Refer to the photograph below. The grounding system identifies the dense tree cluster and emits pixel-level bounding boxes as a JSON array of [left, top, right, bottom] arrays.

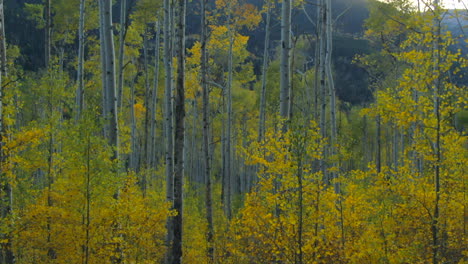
[[0, 0, 467, 263]]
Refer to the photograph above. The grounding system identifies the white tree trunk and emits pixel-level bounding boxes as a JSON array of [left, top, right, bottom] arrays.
[[100, 0, 119, 159], [325, 0, 338, 190]]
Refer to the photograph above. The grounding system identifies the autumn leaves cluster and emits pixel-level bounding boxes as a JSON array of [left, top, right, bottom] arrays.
[[0, 0, 467, 263]]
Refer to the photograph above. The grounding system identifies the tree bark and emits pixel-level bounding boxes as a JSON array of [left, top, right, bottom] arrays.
[[280, 0, 291, 122], [150, 20, 161, 169], [318, 0, 327, 182], [325, 0, 338, 190], [258, 2, 271, 142], [75, 0, 85, 120], [163, 0, 175, 261], [117, 0, 127, 110], [44, 0, 51, 68], [99, 1, 109, 139], [129, 74, 138, 172], [0, 0, 6, 75], [376, 115, 381, 173], [201, 0, 214, 245], [313, 5, 321, 123], [142, 30, 151, 195], [431, 1, 441, 263], [84, 133, 92, 264], [297, 155, 304, 264], [223, 1, 234, 219], [172, 0, 186, 263], [100, 0, 119, 159], [0, 1, 13, 262]]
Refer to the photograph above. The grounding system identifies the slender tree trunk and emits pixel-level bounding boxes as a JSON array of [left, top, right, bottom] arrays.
[[363, 114, 369, 168], [432, 1, 441, 262], [129, 74, 138, 172], [100, 3, 122, 262], [313, 15, 320, 123], [101, 0, 119, 159], [46, 88, 56, 261], [163, 0, 175, 261], [297, 155, 304, 264], [280, 0, 291, 122], [258, 2, 271, 142], [201, 0, 214, 252], [290, 36, 297, 120], [44, 0, 51, 68], [410, 88, 419, 174], [84, 133, 91, 264], [325, 0, 338, 190], [172, 0, 186, 263], [318, 0, 327, 182], [150, 20, 161, 169], [376, 115, 382, 173], [117, 0, 127, 109], [223, 1, 234, 219], [142, 30, 152, 195], [99, 1, 109, 139], [0, 0, 12, 261], [189, 99, 197, 183], [400, 128, 405, 167], [75, 0, 86, 120], [221, 99, 227, 211], [0, 0, 6, 75], [0, 1, 12, 261]]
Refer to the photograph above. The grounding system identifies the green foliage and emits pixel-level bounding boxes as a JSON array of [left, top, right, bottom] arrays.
[[23, 4, 45, 29], [2, 1, 467, 263]]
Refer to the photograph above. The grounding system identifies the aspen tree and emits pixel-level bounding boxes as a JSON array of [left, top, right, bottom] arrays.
[[318, 0, 328, 180], [280, 0, 291, 122], [129, 74, 138, 172], [313, 3, 321, 123], [431, 1, 441, 262], [142, 28, 150, 194], [117, 0, 127, 109], [99, 0, 119, 159], [259, 1, 272, 142], [150, 20, 161, 169], [225, 0, 234, 219], [201, 0, 214, 259], [213, 0, 260, 217], [0, 0, 12, 262], [325, 0, 338, 189], [163, 0, 175, 261], [75, 0, 85, 120], [0, 0, 5, 75], [44, 0, 51, 68], [99, 1, 109, 134], [172, 0, 186, 262]]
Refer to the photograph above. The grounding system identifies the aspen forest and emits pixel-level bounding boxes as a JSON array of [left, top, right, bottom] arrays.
[[0, 0, 467, 263]]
